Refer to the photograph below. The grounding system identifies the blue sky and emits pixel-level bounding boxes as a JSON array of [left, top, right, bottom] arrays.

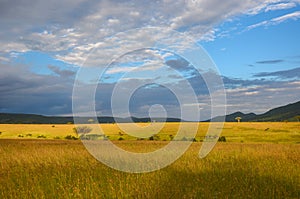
[[202, 9, 300, 79], [0, 0, 300, 120]]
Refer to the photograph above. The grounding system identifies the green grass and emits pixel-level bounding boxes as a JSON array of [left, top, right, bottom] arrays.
[[0, 139, 299, 198]]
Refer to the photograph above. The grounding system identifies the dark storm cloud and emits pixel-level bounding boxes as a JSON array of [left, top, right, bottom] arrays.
[[0, 0, 99, 41], [253, 67, 300, 79], [222, 76, 270, 88], [0, 0, 95, 25], [165, 58, 190, 70], [1, 61, 299, 119], [165, 58, 201, 78], [0, 63, 73, 115], [256, 59, 284, 64], [48, 65, 76, 78]]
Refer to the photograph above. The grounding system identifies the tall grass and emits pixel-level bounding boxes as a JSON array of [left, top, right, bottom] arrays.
[[0, 139, 299, 198], [0, 122, 299, 143]]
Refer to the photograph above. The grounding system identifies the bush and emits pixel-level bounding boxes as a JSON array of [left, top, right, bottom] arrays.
[[81, 134, 103, 140], [218, 136, 226, 142], [0, 132, 2, 135], [73, 126, 92, 135], [149, 135, 160, 141], [181, 137, 188, 141], [37, 135, 46, 139], [65, 135, 78, 140], [18, 134, 24, 138], [26, 134, 32, 137], [118, 137, 124, 141], [54, 136, 61, 139]]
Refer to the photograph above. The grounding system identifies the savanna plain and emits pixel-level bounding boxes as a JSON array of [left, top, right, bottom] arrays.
[[0, 122, 299, 198]]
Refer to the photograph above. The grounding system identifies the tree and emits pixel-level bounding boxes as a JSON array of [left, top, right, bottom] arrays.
[[88, 119, 95, 124], [235, 117, 242, 123], [74, 126, 92, 140]]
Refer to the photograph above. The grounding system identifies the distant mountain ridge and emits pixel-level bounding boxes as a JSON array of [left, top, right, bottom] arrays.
[[0, 113, 183, 124], [209, 101, 300, 122], [0, 101, 299, 123]]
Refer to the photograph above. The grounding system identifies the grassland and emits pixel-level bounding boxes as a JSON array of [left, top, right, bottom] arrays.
[[0, 122, 299, 143], [0, 122, 299, 198]]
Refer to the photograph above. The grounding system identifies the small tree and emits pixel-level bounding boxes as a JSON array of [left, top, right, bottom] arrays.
[[74, 126, 92, 140], [88, 119, 95, 124], [235, 117, 242, 123], [295, 115, 300, 122]]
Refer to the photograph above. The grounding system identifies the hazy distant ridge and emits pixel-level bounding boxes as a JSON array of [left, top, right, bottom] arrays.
[[0, 113, 182, 124], [209, 101, 300, 122], [0, 101, 299, 123]]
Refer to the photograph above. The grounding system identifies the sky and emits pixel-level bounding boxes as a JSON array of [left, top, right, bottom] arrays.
[[0, 0, 300, 120]]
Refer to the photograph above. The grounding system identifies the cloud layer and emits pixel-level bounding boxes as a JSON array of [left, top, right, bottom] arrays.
[[1, 0, 300, 119]]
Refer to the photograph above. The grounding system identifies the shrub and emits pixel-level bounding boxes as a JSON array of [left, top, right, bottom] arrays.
[[84, 134, 102, 140], [54, 136, 61, 139], [0, 132, 2, 135], [65, 135, 78, 140], [181, 137, 188, 141], [218, 136, 226, 142], [18, 134, 24, 138], [73, 126, 92, 135], [26, 134, 32, 137], [118, 137, 124, 141], [149, 135, 160, 141], [37, 135, 46, 139]]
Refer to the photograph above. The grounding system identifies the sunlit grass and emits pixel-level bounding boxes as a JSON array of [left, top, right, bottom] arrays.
[[0, 139, 299, 198], [0, 122, 299, 143]]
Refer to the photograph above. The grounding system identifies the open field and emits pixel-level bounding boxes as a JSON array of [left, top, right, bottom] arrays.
[[0, 139, 299, 198], [0, 122, 299, 143], [0, 123, 299, 198]]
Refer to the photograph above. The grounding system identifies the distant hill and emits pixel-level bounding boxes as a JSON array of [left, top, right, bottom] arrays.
[[1, 101, 299, 123], [0, 113, 182, 124], [209, 101, 300, 122]]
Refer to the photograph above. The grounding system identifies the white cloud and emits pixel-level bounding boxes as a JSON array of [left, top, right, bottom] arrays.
[[106, 66, 136, 74], [1, 0, 300, 118], [246, 0, 298, 16], [0, 0, 274, 65], [247, 11, 300, 30], [265, 2, 297, 12], [272, 11, 300, 23], [224, 80, 300, 114]]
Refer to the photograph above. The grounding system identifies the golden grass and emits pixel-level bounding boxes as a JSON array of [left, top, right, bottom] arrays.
[[0, 124, 76, 138], [0, 139, 299, 198], [0, 122, 299, 198], [0, 122, 299, 143]]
